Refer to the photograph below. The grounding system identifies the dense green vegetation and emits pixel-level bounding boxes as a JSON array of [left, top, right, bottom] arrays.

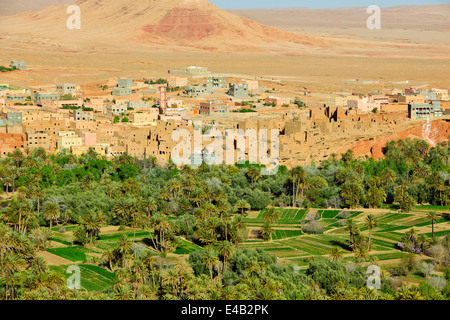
[[0, 66, 17, 72], [0, 138, 449, 300]]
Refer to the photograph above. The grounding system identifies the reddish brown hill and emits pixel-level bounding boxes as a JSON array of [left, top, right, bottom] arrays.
[[0, 0, 328, 52]]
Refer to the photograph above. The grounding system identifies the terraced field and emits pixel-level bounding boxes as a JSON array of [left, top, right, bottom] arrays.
[[50, 264, 116, 292], [242, 206, 450, 270], [35, 205, 449, 291]]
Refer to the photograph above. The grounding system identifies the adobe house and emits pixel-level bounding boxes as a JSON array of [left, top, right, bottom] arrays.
[[206, 76, 227, 89], [56, 83, 77, 95], [228, 83, 249, 98], [117, 78, 134, 88]]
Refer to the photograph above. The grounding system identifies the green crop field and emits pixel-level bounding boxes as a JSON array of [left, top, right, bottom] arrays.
[[30, 206, 450, 295], [50, 264, 115, 292], [241, 207, 449, 268], [272, 229, 303, 240], [174, 238, 202, 254], [47, 246, 90, 262]]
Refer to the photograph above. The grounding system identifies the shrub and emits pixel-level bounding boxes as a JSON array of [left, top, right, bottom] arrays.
[[428, 276, 448, 291], [302, 220, 324, 234], [338, 211, 351, 219], [337, 220, 346, 227], [421, 262, 435, 278], [306, 259, 365, 294], [444, 267, 450, 281], [74, 225, 89, 245]]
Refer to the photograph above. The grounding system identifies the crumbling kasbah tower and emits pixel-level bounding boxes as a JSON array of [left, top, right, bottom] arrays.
[[159, 85, 167, 115]]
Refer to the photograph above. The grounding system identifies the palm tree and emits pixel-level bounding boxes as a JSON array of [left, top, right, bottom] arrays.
[[246, 167, 261, 186], [345, 218, 358, 246], [260, 222, 273, 242], [2, 253, 26, 300], [162, 269, 180, 296], [201, 247, 219, 281], [9, 149, 24, 167], [290, 166, 308, 207], [216, 241, 234, 275], [82, 211, 106, 246], [407, 228, 418, 244], [31, 257, 48, 275], [365, 214, 379, 251], [153, 214, 172, 252], [427, 212, 439, 242], [330, 247, 344, 261], [340, 181, 363, 209], [114, 284, 134, 300], [0, 224, 12, 264], [379, 168, 396, 189], [417, 234, 429, 252], [354, 246, 369, 263], [262, 206, 280, 224], [20, 206, 34, 235], [395, 287, 425, 300], [366, 177, 386, 209], [234, 199, 251, 216], [102, 249, 116, 272], [117, 235, 132, 268], [112, 198, 134, 227], [43, 202, 60, 230]]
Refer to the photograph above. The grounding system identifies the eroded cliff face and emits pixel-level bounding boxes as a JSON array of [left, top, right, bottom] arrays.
[[342, 119, 450, 159]]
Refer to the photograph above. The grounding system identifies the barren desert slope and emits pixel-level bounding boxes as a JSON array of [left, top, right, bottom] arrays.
[[0, 0, 449, 90]]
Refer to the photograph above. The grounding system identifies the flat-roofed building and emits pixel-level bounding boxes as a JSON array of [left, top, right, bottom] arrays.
[[112, 88, 132, 96], [265, 96, 291, 107], [71, 145, 106, 156], [168, 76, 188, 87], [7, 112, 22, 125], [79, 131, 97, 146], [73, 109, 93, 122], [184, 86, 211, 97], [57, 131, 82, 151], [206, 76, 227, 89], [117, 78, 134, 88], [0, 133, 25, 157], [22, 111, 44, 123], [106, 104, 128, 115], [399, 94, 425, 105], [408, 101, 442, 119], [199, 102, 218, 115], [56, 83, 77, 95], [228, 83, 249, 98], [35, 93, 59, 106], [26, 130, 52, 150], [242, 79, 258, 91], [130, 111, 158, 124], [181, 66, 209, 76]]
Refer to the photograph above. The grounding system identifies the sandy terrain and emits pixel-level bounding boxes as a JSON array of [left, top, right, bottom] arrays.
[[0, 1, 448, 91], [37, 250, 73, 265]]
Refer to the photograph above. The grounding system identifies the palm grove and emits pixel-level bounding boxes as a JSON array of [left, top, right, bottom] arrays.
[[0, 137, 449, 300]]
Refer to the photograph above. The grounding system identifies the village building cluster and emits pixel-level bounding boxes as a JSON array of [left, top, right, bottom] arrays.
[[1, 63, 449, 166]]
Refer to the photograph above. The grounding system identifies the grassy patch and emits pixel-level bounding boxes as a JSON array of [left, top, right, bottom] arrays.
[[50, 264, 115, 292], [414, 205, 450, 211], [47, 246, 89, 262], [98, 230, 150, 241], [272, 229, 303, 240], [174, 239, 202, 255], [320, 210, 341, 219]]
